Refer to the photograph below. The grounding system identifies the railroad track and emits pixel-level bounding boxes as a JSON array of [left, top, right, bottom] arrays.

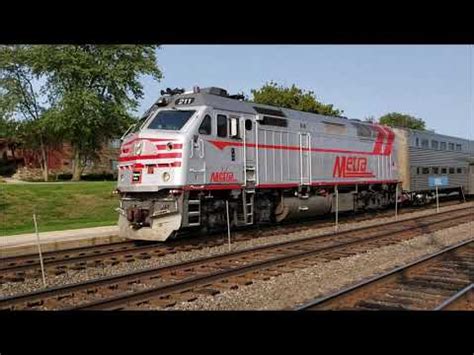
[[0, 206, 471, 310], [1, 199, 469, 285], [296, 240, 473, 311], [435, 284, 473, 310]]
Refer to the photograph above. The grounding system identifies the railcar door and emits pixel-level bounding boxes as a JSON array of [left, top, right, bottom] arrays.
[[205, 111, 244, 185], [299, 132, 311, 185], [243, 116, 257, 187]]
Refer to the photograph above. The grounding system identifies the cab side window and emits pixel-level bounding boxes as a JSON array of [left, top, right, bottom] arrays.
[[217, 114, 227, 138], [199, 114, 212, 135], [229, 117, 240, 139]]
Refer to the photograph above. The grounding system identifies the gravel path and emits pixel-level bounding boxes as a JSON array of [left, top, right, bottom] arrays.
[[1, 201, 472, 298], [166, 221, 473, 310]]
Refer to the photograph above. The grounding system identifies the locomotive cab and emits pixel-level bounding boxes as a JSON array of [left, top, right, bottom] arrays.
[[117, 91, 210, 240]]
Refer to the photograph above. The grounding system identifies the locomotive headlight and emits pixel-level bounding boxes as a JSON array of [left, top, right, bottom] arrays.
[[162, 172, 171, 182], [134, 142, 143, 155]]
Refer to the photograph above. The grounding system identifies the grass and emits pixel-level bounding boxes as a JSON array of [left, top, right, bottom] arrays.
[[0, 181, 119, 236]]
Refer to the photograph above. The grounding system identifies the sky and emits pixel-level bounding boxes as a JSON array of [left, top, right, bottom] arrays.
[[137, 45, 473, 140]]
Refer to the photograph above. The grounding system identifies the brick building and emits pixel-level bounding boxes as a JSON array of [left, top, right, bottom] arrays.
[[0, 138, 121, 180]]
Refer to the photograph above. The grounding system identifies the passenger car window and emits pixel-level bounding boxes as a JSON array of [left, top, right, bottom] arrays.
[[448, 143, 454, 150], [457, 168, 462, 174], [441, 168, 447, 174], [422, 167, 429, 174], [217, 114, 227, 138], [449, 167, 455, 174], [432, 167, 439, 174], [455, 144, 462, 151], [431, 140, 438, 150], [421, 139, 429, 148], [199, 115, 212, 135], [440, 142, 446, 150]]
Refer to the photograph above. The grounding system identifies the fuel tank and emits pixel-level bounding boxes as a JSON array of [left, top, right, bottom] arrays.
[[274, 192, 333, 222]]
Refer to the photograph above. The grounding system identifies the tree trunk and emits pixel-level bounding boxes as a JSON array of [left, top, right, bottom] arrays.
[[9, 144, 16, 159], [39, 136, 49, 182], [71, 148, 82, 181]]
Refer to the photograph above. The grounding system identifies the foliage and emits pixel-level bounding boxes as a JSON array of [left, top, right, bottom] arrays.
[[0, 46, 58, 180], [0, 115, 19, 139], [250, 81, 343, 117], [378, 112, 426, 130], [0, 45, 162, 180], [31, 45, 162, 179]]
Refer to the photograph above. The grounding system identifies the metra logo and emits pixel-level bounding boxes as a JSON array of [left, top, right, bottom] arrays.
[[332, 156, 375, 178], [210, 171, 237, 182]]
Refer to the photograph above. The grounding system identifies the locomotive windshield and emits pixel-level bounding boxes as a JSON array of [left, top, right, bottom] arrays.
[[146, 110, 196, 131]]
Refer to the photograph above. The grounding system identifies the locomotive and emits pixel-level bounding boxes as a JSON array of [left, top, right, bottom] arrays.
[[117, 86, 474, 241]]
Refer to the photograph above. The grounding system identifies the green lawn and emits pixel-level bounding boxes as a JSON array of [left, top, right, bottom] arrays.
[[0, 182, 119, 236]]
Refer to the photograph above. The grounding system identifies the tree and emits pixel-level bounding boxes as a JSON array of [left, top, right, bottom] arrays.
[[1, 45, 162, 181], [250, 81, 343, 117], [0, 45, 57, 181], [379, 112, 426, 130], [0, 115, 20, 162], [0, 115, 17, 139], [31, 45, 162, 180]]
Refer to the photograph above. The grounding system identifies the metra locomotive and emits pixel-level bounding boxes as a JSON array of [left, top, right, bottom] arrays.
[[117, 87, 474, 241]]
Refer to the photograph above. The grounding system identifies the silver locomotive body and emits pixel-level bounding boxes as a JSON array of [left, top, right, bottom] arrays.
[[117, 87, 473, 241]]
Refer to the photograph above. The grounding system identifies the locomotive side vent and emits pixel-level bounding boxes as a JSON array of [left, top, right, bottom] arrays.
[[259, 115, 288, 128], [253, 106, 286, 117]]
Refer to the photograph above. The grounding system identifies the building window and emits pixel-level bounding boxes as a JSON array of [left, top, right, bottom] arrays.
[[199, 115, 212, 135], [217, 114, 227, 138], [421, 139, 429, 148], [110, 160, 118, 171], [455, 144, 462, 151], [457, 167, 462, 174], [431, 140, 439, 150], [440, 142, 446, 150], [441, 168, 447, 174], [422, 167, 430, 174], [448, 143, 454, 150], [109, 139, 121, 149], [449, 167, 455, 174], [432, 167, 439, 174]]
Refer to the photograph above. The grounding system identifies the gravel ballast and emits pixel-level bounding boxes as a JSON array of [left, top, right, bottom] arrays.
[[1, 201, 472, 299], [166, 221, 473, 310]]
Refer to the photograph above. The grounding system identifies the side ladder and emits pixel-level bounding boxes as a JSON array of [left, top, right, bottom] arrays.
[[236, 189, 255, 226]]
